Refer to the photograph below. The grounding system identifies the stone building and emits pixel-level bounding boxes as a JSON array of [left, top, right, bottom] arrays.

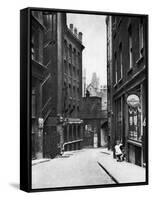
[[31, 11, 84, 159], [80, 91, 108, 148], [106, 15, 148, 166], [86, 84, 107, 110], [62, 22, 85, 152]]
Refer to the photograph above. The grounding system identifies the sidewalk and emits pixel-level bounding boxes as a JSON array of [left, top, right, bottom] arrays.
[[97, 148, 146, 184]]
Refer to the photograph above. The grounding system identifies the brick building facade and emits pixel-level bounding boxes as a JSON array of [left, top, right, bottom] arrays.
[[31, 11, 84, 159], [106, 15, 148, 166], [62, 22, 84, 152]]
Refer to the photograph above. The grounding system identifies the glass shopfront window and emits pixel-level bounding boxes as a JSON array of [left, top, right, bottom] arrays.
[[128, 103, 141, 142]]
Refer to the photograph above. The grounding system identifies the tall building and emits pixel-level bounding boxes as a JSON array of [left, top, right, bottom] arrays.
[[31, 11, 84, 159], [106, 15, 148, 166], [62, 22, 85, 152]]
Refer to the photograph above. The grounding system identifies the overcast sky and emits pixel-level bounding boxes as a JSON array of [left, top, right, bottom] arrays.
[[67, 13, 107, 86]]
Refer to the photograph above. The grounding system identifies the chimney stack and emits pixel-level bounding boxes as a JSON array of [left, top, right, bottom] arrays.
[[74, 28, 77, 36]]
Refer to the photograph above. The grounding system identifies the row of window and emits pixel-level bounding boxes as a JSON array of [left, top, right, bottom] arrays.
[[64, 82, 80, 98], [64, 40, 81, 66], [63, 102, 80, 118], [64, 60, 80, 77], [114, 19, 144, 85]]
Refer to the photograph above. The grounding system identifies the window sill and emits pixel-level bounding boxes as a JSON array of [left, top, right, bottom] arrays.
[[127, 139, 142, 147]]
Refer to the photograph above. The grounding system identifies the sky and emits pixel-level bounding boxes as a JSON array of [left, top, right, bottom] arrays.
[[67, 13, 107, 86]]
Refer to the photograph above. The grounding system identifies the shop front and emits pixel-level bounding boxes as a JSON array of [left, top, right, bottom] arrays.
[[126, 82, 146, 167]]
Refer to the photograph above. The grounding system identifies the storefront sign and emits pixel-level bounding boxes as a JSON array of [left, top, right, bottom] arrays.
[[127, 94, 140, 107]]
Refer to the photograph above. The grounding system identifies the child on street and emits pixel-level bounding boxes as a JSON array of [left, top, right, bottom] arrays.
[[114, 140, 123, 162]]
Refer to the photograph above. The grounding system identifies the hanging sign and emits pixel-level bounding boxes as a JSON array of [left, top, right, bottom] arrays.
[[127, 94, 140, 107]]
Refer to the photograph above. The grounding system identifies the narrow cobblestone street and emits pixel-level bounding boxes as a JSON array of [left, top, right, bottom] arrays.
[[32, 148, 115, 189]]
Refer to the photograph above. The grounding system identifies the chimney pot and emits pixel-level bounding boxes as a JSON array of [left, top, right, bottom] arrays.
[[78, 32, 83, 41], [74, 28, 77, 36], [69, 24, 73, 32]]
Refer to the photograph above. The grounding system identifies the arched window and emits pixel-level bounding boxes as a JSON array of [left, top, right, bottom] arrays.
[[77, 105, 79, 113], [69, 63, 72, 76], [64, 40, 67, 58], [64, 60, 67, 73], [73, 48, 76, 65], [69, 84, 71, 96], [69, 44, 72, 60], [73, 66, 76, 76], [77, 52, 81, 66]]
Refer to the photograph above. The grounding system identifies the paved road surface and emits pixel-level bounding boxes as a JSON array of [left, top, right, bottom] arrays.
[[32, 148, 115, 189]]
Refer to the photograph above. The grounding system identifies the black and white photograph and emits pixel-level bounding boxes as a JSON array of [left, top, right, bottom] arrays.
[[23, 8, 148, 191]]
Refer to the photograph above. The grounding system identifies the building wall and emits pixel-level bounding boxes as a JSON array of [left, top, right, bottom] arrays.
[[31, 11, 61, 159], [107, 15, 148, 166], [60, 21, 85, 151], [62, 25, 84, 119], [31, 12, 85, 158]]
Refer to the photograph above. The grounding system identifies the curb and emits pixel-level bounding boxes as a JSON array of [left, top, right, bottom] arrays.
[[32, 159, 51, 166], [97, 161, 119, 184]]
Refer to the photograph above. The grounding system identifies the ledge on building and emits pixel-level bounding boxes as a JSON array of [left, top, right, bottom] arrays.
[[136, 56, 144, 66], [127, 67, 133, 75], [127, 139, 142, 147]]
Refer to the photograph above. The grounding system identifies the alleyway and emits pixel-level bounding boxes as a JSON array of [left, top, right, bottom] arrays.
[[32, 148, 115, 189]]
